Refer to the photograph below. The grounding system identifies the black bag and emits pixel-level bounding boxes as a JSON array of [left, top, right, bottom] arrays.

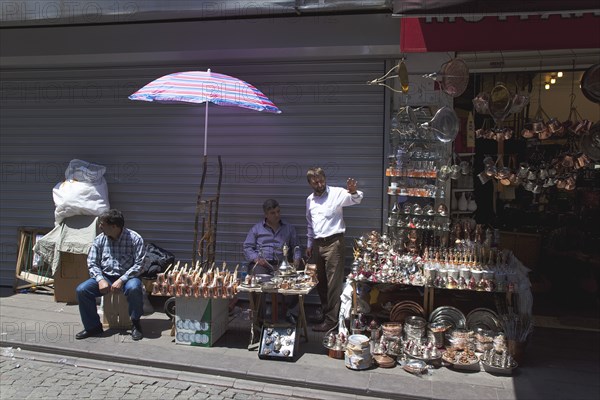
[[141, 243, 175, 279]]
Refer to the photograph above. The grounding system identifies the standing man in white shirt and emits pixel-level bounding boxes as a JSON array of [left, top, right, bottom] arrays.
[[305, 167, 363, 332]]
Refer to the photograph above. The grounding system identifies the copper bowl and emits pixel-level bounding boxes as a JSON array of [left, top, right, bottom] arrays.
[[547, 118, 565, 136], [562, 155, 575, 168], [328, 348, 344, 359], [521, 128, 535, 139], [538, 128, 552, 140], [532, 120, 547, 133], [381, 322, 403, 338]]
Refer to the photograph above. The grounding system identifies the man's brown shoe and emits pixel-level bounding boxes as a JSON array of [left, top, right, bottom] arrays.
[[312, 321, 336, 332]]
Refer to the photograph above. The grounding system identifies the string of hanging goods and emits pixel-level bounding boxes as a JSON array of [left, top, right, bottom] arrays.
[[367, 58, 410, 93], [422, 58, 470, 98]]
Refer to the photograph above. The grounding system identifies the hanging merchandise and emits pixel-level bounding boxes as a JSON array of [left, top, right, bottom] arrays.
[[421, 106, 460, 143], [581, 122, 600, 161], [489, 83, 513, 125], [367, 58, 410, 93], [422, 58, 470, 97], [473, 75, 529, 141], [580, 63, 600, 104]]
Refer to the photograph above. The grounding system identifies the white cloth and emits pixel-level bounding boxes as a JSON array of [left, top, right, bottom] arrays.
[[306, 185, 363, 248], [338, 282, 354, 336]]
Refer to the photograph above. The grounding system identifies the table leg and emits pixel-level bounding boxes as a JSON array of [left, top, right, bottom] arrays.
[[298, 294, 309, 342], [247, 292, 262, 350], [271, 293, 278, 322], [424, 286, 434, 316]]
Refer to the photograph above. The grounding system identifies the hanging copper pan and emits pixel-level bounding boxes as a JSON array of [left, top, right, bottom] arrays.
[[489, 83, 512, 124], [580, 64, 600, 104]]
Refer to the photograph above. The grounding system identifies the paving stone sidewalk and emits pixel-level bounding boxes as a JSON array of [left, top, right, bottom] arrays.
[[0, 348, 375, 400]]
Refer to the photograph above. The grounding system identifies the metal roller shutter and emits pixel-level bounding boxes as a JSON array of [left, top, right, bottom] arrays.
[[0, 59, 386, 286]]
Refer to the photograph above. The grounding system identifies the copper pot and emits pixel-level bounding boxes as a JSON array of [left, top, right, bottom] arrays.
[[576, 154, 591, 168], [500, 176, 512, 186], [538, 128, 552, 140], [565, 176, 576, 191], [574, 120, 588, 134], [521, 127, 535, 139], [532, 120, 547, 133], [472, 92, 490, 114], [547, 118, 564, 136], [496, 166, 511, 180], [510, 94, 529, 114], [562, 155, 574, 168]]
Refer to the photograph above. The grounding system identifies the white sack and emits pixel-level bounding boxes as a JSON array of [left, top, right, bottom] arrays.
[[53, 159, 110, 224]]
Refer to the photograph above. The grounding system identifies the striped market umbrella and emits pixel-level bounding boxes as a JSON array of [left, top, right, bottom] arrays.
[[129, 70, 281, 265], [129, 69, 281, 156]]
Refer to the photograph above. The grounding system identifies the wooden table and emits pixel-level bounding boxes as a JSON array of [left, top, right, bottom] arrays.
[[237, 285, 313, 350], [423, 285, 513, 315]]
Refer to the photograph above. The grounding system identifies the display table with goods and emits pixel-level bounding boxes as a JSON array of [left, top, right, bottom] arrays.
[[324, 97, 533, 373], [324, 228, 533, 375], [237, 263, 318, 356], [150, 261, 240, 346]]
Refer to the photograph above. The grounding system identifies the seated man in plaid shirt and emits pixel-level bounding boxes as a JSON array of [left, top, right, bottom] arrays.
[[75, 209, 146, 340]]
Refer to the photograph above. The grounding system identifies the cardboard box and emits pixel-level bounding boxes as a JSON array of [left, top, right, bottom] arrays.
[[53, 252, 89, 304], [175, 297, 228, 347], [258, 323, 298, 361]]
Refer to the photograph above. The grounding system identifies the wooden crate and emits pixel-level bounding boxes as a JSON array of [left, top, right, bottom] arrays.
[[102, 292, 132, 329]]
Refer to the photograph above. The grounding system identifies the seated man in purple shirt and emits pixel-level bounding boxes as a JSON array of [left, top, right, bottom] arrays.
[[243, 199, 302, 323], [75, 209, 146, 340]]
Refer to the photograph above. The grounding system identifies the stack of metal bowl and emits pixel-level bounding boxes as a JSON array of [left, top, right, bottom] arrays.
[[404, 316, 427, 342]]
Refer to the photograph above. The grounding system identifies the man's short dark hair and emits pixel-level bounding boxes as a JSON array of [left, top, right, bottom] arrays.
[[263, 199, 279, 213], [307, 167, 325, 183], [99, 209, 125, 228]]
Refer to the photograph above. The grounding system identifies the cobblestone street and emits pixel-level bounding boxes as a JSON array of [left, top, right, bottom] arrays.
[[0, 348, 364, 400]]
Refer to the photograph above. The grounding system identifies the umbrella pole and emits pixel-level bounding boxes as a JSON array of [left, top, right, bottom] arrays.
[[204, 101, 208, 157], [193, 154, 209, 265], [193, 102, 209, 264], [208, 155, 223, 264]]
